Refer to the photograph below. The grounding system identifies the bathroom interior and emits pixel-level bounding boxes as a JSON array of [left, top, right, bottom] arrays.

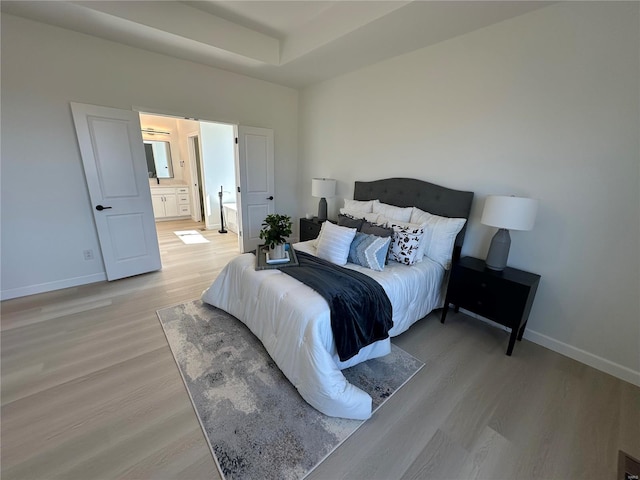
[[139, 112, 239, 237]]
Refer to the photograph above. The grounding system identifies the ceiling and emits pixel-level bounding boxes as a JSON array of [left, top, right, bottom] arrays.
[[1, 1, 552, 88]]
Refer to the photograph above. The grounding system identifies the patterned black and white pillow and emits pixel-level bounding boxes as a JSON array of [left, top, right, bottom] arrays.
[[388, 223, 425, 266]]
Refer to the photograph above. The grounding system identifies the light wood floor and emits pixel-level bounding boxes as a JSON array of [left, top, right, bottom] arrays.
[[1, 219, 638, 480]]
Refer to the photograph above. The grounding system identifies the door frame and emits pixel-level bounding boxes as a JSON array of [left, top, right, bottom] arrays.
[[187, 133, 205, 224]]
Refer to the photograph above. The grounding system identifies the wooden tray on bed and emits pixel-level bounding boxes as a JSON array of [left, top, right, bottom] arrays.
[[255, 244, 299, 270]]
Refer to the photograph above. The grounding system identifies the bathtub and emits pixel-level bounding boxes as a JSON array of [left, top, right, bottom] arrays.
[[223, 203, 238, 234]]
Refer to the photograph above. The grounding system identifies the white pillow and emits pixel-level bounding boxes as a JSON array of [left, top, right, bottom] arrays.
[[410, 207, 467, 269], [363, 212, 384, 224], [311, 220, 327, 248], [372, 200, 412, 223], [312, 214, 379, 248], [316, 221, 357, 265], [343, 199, 375, 213], [388, 223, 425, 266]]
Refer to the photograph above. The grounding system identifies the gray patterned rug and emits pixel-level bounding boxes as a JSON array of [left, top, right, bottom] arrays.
[[157, 300, 423, 480]]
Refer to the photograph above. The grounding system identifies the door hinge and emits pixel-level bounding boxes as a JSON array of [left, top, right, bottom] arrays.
[[235, 137, 238, 144], [237, 186, 241, 193]]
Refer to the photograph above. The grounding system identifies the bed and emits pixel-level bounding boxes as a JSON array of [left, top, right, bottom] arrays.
[[201, 178, 474, 419]]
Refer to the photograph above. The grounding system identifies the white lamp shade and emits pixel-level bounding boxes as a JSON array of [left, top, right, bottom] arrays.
[[311, 178, 336, 198], [481, 195, 538, 231]]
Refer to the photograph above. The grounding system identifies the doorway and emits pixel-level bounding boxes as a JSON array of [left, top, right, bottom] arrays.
[[137, 109, 275, 253], [138, 112, 238, 241]]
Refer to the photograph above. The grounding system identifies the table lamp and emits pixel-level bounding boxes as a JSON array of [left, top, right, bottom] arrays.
[[311, 178, 336, 222], [481, 195, 538, 271]]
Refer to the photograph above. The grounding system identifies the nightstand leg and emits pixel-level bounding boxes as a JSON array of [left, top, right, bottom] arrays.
[[517, 321, 528, 341], [506, 329, 518, 356], [441, 303, 449, 324]]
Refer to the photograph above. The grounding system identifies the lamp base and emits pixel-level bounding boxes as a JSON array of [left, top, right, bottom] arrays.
[[485, 228, 511, 271], [317, 197, 327, 222]]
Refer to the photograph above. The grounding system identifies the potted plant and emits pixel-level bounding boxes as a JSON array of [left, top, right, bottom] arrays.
[[259, 214, 293, 259]]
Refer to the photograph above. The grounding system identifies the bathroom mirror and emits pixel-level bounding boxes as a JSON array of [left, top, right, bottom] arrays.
[[144, 140, 174, 178]]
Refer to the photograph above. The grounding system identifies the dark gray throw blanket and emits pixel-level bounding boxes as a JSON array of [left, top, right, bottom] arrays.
[[279, 250, 393, 362]]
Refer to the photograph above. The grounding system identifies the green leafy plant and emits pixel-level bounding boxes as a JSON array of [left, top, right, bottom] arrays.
[[259, 214, 292, 249]]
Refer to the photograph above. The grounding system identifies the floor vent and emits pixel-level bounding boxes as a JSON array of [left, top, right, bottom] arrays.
[[619, 450, 640, 480]]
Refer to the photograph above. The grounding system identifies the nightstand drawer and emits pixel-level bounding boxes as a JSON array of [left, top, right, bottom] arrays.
[[300, 218, 323, 241], [454, 275, 529, 325], [452, 272, 500, 317], [452, 268, 530, 323]]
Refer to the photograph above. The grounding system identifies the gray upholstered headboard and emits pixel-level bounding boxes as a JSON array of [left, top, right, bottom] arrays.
[[353, 178, 474, 260]]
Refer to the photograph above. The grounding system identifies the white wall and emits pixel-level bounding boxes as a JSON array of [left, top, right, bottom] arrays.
[[0, 14, 298, 299], [199, 122, 236, 229], [299, 2, 640, 383]]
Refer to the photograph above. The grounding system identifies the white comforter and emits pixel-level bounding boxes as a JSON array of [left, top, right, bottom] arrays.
[[200, 241, 446, 419]]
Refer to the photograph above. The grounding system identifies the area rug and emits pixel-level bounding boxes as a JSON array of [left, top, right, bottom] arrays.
[[174, 230, 210, 244], [157, 300, 424, 480]]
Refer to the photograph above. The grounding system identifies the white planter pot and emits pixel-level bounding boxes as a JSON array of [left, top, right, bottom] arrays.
[[270, 243, 286, 260]]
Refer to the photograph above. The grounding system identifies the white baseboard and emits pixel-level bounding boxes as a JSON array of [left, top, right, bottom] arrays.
[[1, 273, 107, 301], [458, 308, 640, 387], [523, 329, 640, 387], [155, 216, 192, 222]]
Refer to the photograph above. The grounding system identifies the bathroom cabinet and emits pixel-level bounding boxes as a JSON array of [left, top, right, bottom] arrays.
[[151, 186, 190, 219]]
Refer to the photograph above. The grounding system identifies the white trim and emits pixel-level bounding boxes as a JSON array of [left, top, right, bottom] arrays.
[[523, 329, 640, 387], [1, 273, 108, 301], [131, 105, 238, 126], [154, 216, 192, 222], [458, 308, 640, 387]]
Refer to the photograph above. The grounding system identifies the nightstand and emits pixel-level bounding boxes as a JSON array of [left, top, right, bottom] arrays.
[[441, 256, 540, 356], [299, 217, 325, 242]]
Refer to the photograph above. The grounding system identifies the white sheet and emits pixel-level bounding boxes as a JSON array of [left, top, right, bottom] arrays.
[[201, 240, 446, 419]]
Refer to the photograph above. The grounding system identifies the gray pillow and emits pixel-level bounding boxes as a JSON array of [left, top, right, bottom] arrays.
[[360, 220, 393, 238], [338, 213, 365, 230]]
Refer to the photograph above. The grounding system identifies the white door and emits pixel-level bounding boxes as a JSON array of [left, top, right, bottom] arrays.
[[236, 126, 275, 253], [71, 102, 161, 281]]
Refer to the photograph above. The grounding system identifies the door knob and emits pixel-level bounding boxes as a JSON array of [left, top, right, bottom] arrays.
[[266, 196, 274, 200], [96, 205, 112, 211]]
